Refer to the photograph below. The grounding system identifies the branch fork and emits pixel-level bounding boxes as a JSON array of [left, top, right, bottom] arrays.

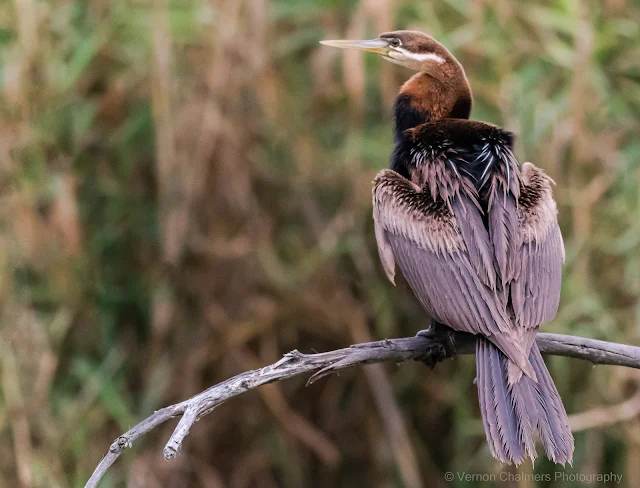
[[85, 331, 640, 488]]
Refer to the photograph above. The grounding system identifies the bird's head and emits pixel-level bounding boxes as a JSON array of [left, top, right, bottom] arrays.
[[320, 30, 463, 83], [322, 30, 472, 125]]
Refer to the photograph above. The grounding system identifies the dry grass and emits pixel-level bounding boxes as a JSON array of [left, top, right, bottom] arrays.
[[0, 0, 639, 486]]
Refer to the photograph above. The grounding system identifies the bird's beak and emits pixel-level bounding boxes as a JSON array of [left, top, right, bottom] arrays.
[[319, 38, 391, 55]]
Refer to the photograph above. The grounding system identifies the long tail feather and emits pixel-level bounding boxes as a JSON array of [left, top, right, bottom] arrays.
[[476, 338, 574, 465]]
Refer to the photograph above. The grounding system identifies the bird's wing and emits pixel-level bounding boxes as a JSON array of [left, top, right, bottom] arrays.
[[373, 169, 534, 377], [509, 163, 565, 330]]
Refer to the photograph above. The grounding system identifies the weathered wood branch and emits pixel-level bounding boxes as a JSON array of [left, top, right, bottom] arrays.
[[85, 332, 640, 488]]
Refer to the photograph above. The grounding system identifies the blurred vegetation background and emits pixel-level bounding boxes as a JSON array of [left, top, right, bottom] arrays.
[[1, 0, 639, 486]]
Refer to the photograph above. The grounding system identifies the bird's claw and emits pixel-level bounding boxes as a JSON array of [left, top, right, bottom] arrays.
[[416, 342, 448, 368], [415, 322, 456, 368]]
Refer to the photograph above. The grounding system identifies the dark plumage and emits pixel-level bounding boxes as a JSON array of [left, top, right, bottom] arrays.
[[393, 94, 430, 142], [322, 30, 573, 464]]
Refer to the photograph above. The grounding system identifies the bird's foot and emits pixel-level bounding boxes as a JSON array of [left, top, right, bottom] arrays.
[[415, 322, 456, 368], [415, 342, 448, 368]]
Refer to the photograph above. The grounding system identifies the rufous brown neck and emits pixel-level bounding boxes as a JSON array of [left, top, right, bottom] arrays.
[[393, 70, 472, 141]]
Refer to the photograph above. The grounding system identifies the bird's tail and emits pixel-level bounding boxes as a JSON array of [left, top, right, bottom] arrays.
[[475, 337, 574, 465]]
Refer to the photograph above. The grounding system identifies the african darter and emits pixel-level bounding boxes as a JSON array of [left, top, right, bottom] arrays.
[[321, 31, 573, 465]]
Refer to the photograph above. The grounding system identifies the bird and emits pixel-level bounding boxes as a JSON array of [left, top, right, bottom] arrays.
[[321, 31, 574, 465]]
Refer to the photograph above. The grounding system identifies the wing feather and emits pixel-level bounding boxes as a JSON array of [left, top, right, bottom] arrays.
[[451, 197, 497, 290], [373, 169, 534, 377], [488, 191, 519, 286], [511, 163, 564, 329]]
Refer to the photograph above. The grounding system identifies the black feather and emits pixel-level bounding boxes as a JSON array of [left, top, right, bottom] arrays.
[[393, 94, 430, 141]]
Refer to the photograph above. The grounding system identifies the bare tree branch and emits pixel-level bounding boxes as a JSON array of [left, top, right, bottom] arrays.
[[85, 332, 640, 488]]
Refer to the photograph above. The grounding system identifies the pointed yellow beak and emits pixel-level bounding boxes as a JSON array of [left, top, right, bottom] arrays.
[[319, 38, 391, 55]]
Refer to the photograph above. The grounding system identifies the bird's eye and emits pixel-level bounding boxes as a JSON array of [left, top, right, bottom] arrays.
[[390, 38, 401, 48]]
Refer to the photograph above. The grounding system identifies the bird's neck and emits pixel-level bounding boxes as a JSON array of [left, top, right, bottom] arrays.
[[393, 72, 472, 140]]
